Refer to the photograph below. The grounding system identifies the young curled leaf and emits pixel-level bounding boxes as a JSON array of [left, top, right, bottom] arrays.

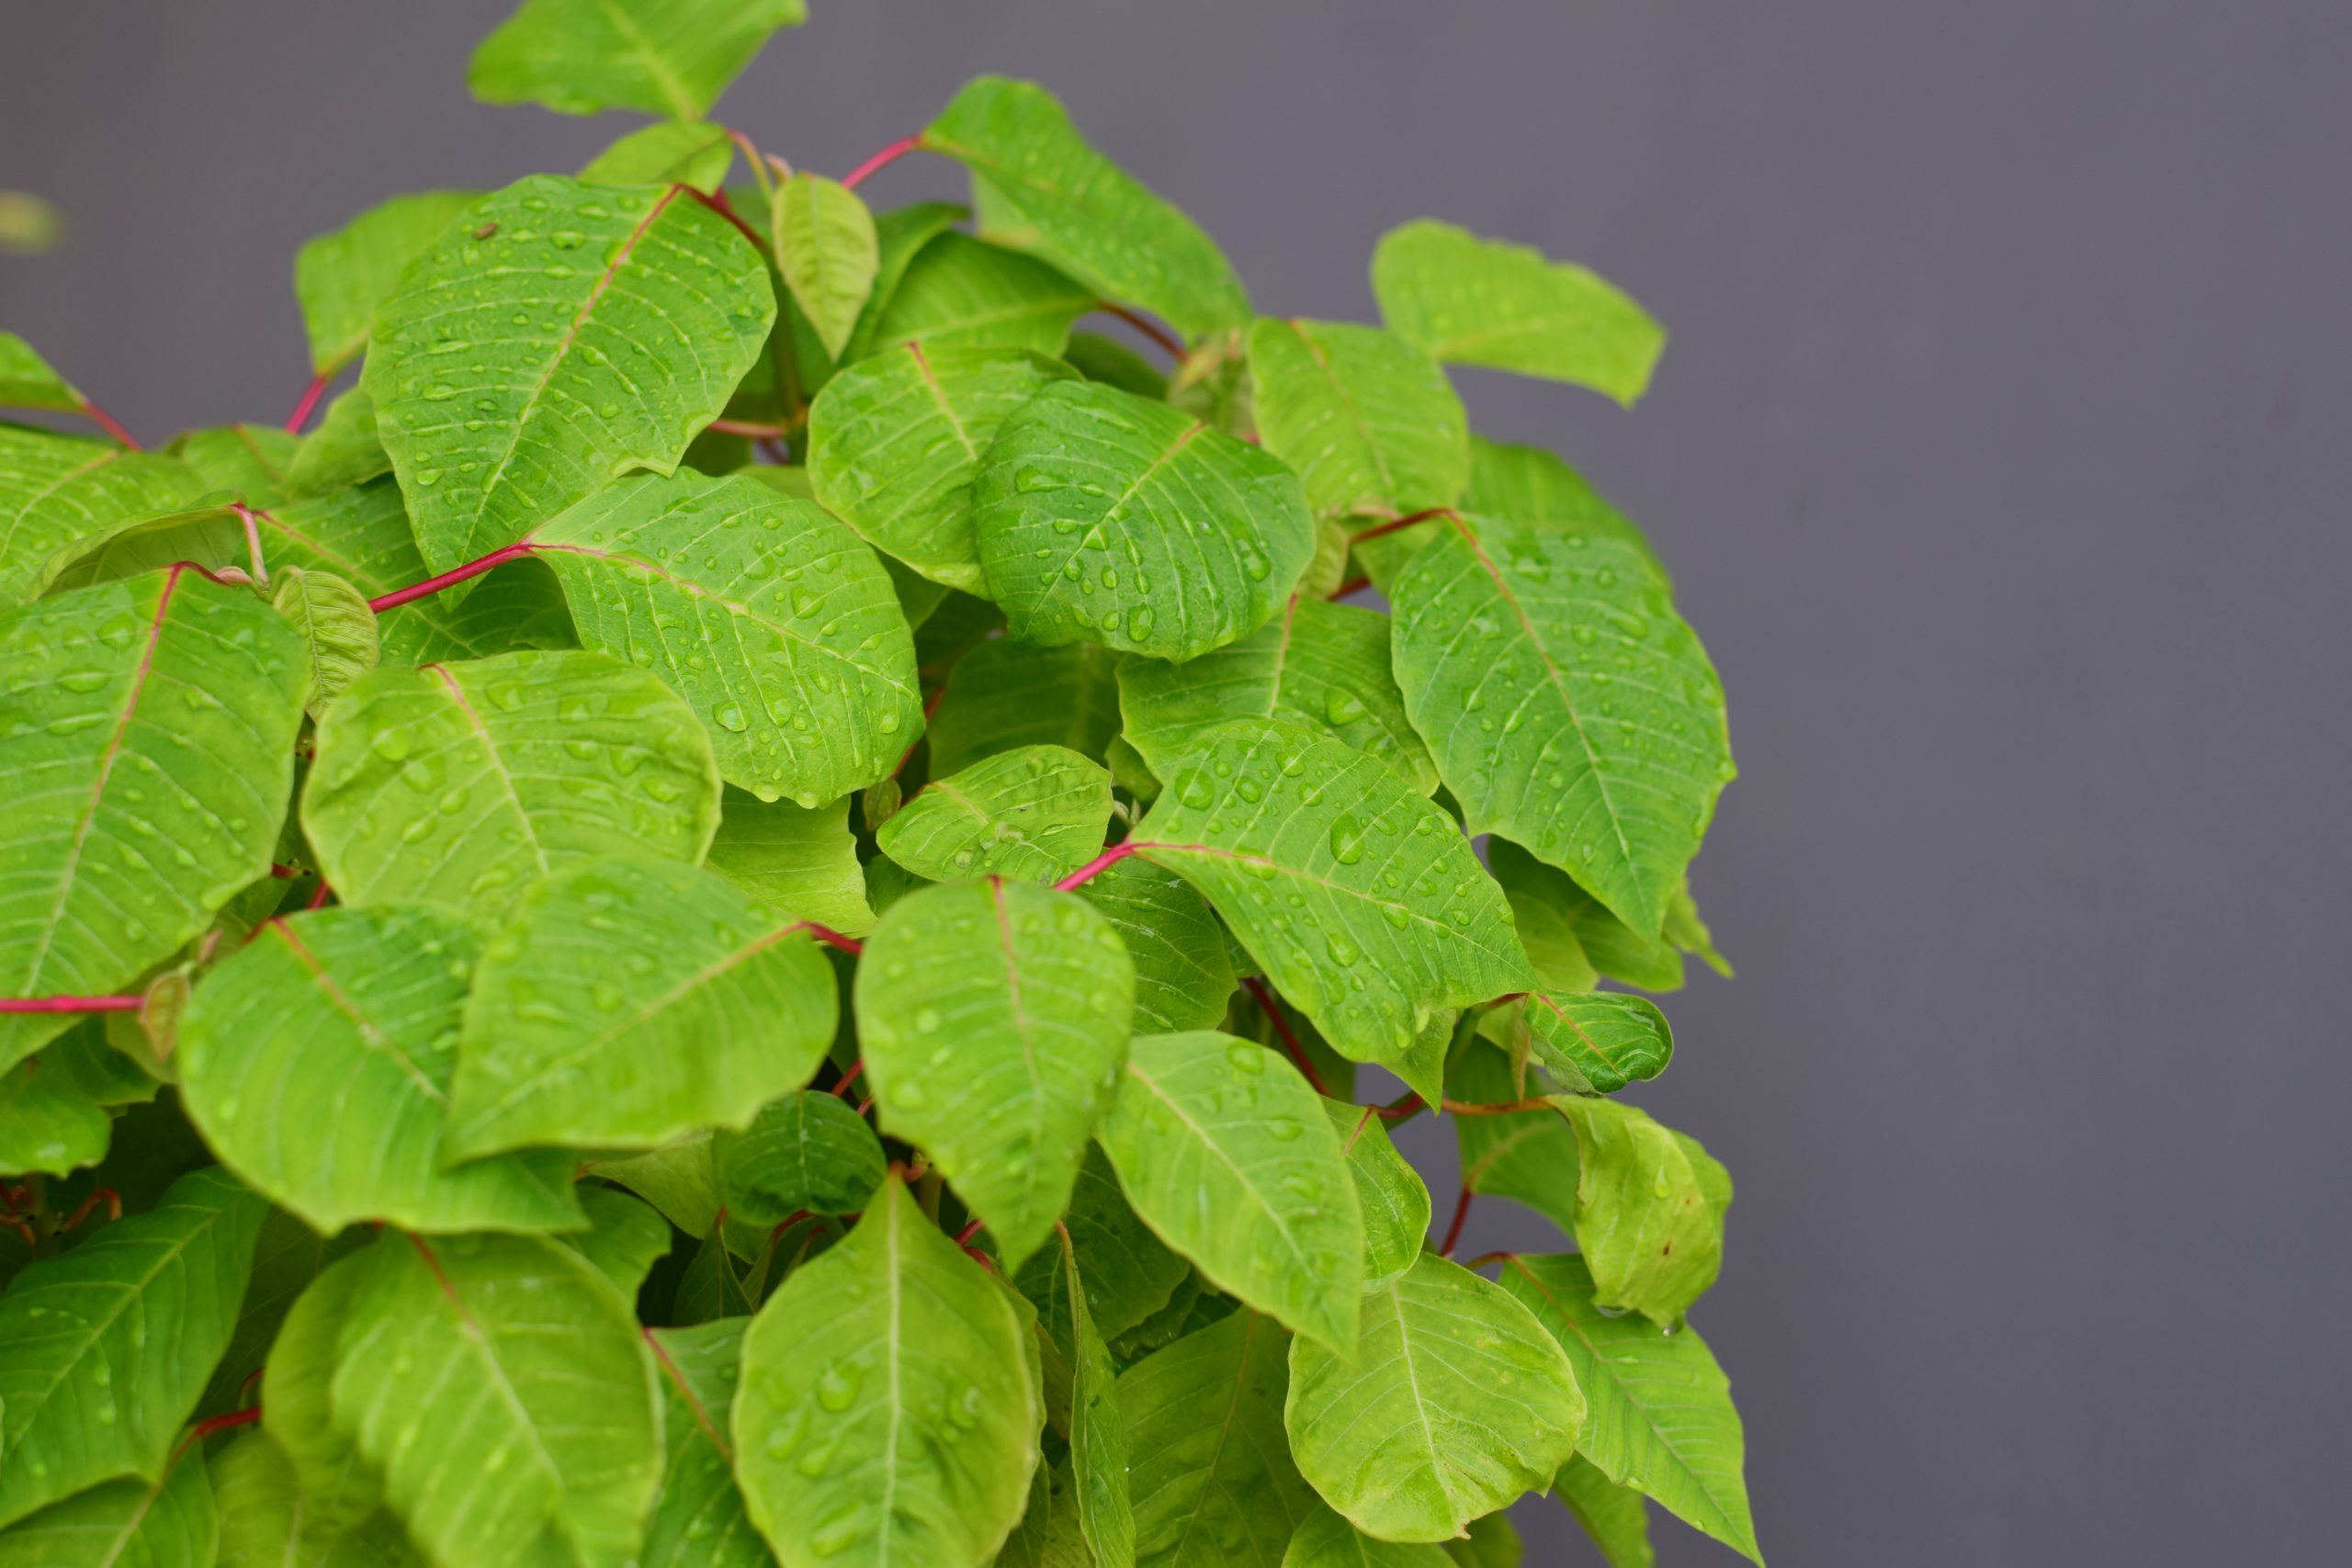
[[269, 565, 379, 718]]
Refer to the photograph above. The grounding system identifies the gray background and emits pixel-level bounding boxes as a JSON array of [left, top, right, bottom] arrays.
[[6, 2, 2346, 1561]]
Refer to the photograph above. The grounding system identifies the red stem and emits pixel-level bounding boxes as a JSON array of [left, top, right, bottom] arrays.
[[188, 1406, 263, 1440], [367, 541, 538, 612], [1349, 507, 1453, 546], [685, 185, 767, 252], [853, 1093, 875, 1118], [77, 397, 141, 449], [1239, 976, 1330, 1097], [841, 134, 924, 191], [707, 418, 796, 439], [1054, 840, 1148, 891], [892, 685, 949, 780], [0, 995, 141, 1014], [1437, 1186, 1474, 1258], [954, 1217, 985, 1247], [1327, 574, 1373, 601], [831, 1060, 865, 1099], [305, 879, 334, 912], [284, 372, 331, 434], [1099, 302, 1185, 360], [796, 922, 864, 956]]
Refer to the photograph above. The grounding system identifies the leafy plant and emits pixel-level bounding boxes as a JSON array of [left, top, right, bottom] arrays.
[[0, 6, 1758, 1565]]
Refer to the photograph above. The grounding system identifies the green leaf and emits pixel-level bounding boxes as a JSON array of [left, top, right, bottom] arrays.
[[0, 1449, 218, 1568], [1479, 990, 1673, 1096], [834, 203, 971, 365], [1451, 1040, 1578, 1234], [260, 1252, 388, 1543], [178, 906, 585, 1235], [1072, 856, 1237, 1033], [331, 1232, 662, 1568], [209, 1429, 419, 1568], [1062, 331, 1168, 400], [0, 570, 306, 1076], [771, 175, 878, 361], [808, 344, 1076, 593], [529, 469, 923, 807], [1318, 1100, 1428, 1290], [270, 566, 379, 718], [865, 233, 1093, 356], [293, 191, 481, 378], [570, 1184, 675, 1299], [1464, 435, 1664, 582], [302, 648, 721, 919], [1555, 1458, 1654, 1568], [1118, 1310, 1311, 1568], [879, 746, 1112, 885], [927, 637, 1121, 777], [198, 1205, 363, 1423], [1247, 319, 1469, 524], [1282, 1504, 1450, 1566], [1117, 596, 1436, 795], [1484, 838, 1680, 994], [1663, 879, 1733, 977], [1440, 1512, 1523, 1568], [923, 77, 1250, 338], [469, 0, 806, 117], [973, 381, 1315, 660], [734, 1175, 1040, 1567], [1387, 517, 1732, 935], [672, 1217, 755, 1326], [1096, 1032, 1361, 1354], [715, 1089, 886, 1225], [1012, 1145, 1187, 1346], [0, 1044, 116, 1178], [586, 1134, 722, 1238], [582, 119, 735, 193], [0, 427, 206, 608], [447, 856, 838, 1158], [641, 1319, 775, 1568], [284, 388, 390, 499], [1545, 1096, 1724, 1325], [1053, 1227, 1138, 1568], [0, 331, 82, 413], [1131, 719, 1532, 1065], [1498, 1255, 1758, 1562], [363, 177, 774, 576], [854, 878, 1133, 1269], [0, 1167, 265, 1529], [705, 788, 875, 936], [169, 424, 302, 507], [1371, 220, 1664, 405], [1284, 1251, 1582, 1543]]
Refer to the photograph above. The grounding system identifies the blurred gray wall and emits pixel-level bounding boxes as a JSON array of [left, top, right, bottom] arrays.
[[6, 2, 2348, 1561]]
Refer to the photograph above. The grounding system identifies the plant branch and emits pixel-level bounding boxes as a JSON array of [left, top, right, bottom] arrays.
[[77, 397, 140, 449], [284, 372, 332, 434], [840, 134, 924, 191], [0, 995, 143, 1014], [1437, 1186, 1474, 1257], [794, 922, 864, 956], [1054, 840, 1154, 891], [1348, 506, 1453, 547], [1098, 302, 1185, 360], [1238, 976, 1329, 1096], [367, 541, 538, 612], [684, 184, 767, 253]]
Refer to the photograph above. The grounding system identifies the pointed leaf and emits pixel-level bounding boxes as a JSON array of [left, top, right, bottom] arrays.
[[1555, 1458, 1654, 1568], [1117, 596, 1435, 794], [705, 788, 875, 935], [302, 648, 721, 919], [0, 331, 82, 413], [1498, 1255, 1758, 1562], [1546, 1097, 1724, 1325], [0, 428, 206, 607], [582, 119, 736, 193], [1118, 1310, 1311, 1568], [364, 177, 774, 575], [0, 1167, 265, 1528], [529, 469, 923, 807], [865, 233, 1092, 356], [0, 1450, 218, 1568], [923, 77, 1250, 337], [470, 0, 807, 117], [1248, 319, 1468, 523], [293, 191, 481, 379], [927, 637, 1121, 776], [1012, 1145, 1187, 1346], [734, 1176, 1040, 1568], [1096, 1032, 1361, 1353], [570, 1184, 675, 1299], [209, 1430, 418, 1568], [331, 1232, 662, 1568], [0, 570, 305, 1075], [641, 1319, 775, 1568], [1484, 838, 1679, 994], [808, 344, 1075, 593], [178, 906, 584, 1234], [715, 1089, 886, 1225], [447, 857, 838, 1158], [1319, 1100, 1429, 1290], [1073, 856, 1238, 1033], [975, 381, 1314, 659], [1132, 718, 1532, 1064], [270, 566, 379, 717], [1372, 221, 1663, 405], [771, 174, 877, 360], [1283, 1505, 1449, 1567], [855, 877, 1133, 1269], [879, 745, 1112, 885], [1480, 990, 1673, 1096], [1285, 1252, 1583, 1543], [1388, 516, 1731, 934]]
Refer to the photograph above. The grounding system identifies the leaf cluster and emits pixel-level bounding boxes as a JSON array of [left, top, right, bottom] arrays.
[[0, 6, 1757, 1565]]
